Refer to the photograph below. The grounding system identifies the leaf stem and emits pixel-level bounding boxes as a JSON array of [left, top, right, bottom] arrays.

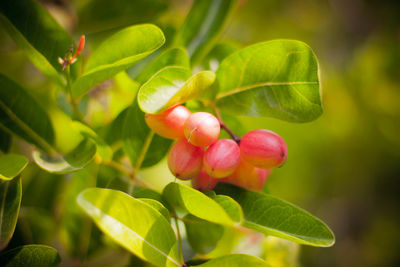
[[65, 65, 82, 120], [134, 131, 155, 174], [210, 103, 241, 143], [174, 215, 184, 265]]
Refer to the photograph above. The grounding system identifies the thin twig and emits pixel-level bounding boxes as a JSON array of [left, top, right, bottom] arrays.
[[210, 103, 241, 143]]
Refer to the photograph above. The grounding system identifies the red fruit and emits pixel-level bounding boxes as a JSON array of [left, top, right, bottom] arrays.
[[221, 158, 270, 192], [184, 112, 220, 147], [240, 129, 287, 169], [167, 139, 204, 180], [191, 169, 219, 190], [145, 105, 191, 139], [203, 139, 241, 178]]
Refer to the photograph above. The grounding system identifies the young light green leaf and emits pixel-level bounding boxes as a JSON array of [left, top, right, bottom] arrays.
[[204, 191, 243, 223], [0, 154, 28, 181], [0, 74, 55, 154], [162, 183, 233, 226], [174, 0, 238, 64], [32, 138, 96, 174], [0, 177, 21, 250], [138, 67, 215, 114], [77, 188, 181, 267], [215, 183, 335, 247], [216, 40, 322, 122], [0, 0, 79, 86], [0, 245, 61, 266], [136, 47, 190, 84], [72, 24, 165, 98], [196, 254, 270, 267], [184, 214, 224, 254]]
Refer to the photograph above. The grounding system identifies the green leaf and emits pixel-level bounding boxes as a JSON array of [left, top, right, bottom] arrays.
[[32, 138, 96, 174], [0, 176, 21, 250], [77, 188, 181, 267], [0, 154, 28, 181], [136, 47, 190, 84], [204, 191, 243, 223], [139, 198, 170, 222], [138, 67, 215, 114], [184, 214, 224, 254], [202, 42, 240, 71], [215, 184, 335, 247], [174, 0, 238, 64], [215, 40, 323, 122], [0, 129, 11, 153], [162, 183, 233, 226], [0, 0, 78, 86], [0, 74, 55, 153], [72, 24, 165, 98], [196, 254, 269, 267], [0, 245, 61, 266], [122, 96, 172, 168]]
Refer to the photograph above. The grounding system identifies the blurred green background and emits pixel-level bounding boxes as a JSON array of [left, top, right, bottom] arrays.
[[1, 0, 400, 266]]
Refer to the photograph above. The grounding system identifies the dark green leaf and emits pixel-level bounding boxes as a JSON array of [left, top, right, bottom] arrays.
[[196, 254, 269, 267], [184, 214, 224, 254], [202, 42, 240, 71], [0, 177, 21, 250], [0, 129, 11, 153], [138, 67, 215, 114], [162, 183, 233, 226], [0, 74, 55, 153], [174, 0, 238, 64], [72, 24, 165, 98], [136, 47, 190, 84], [0, 154, 28, 181], [0, 0, 78, 86], [215, 183, 335, 247], [122, 96, 172, 168], [77, 188, 182, 266], [0, 245, 61, 267], [32, 138, 96, 174], [216, 40, 322, 122]]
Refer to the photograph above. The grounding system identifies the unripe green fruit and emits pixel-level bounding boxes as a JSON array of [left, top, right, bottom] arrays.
[[145, 105, 191, 139], [184, 112, 220, 147], [240, 129, 287, 169], [203, 139, 241, 178], [221, 158, 270, 191], [167, 139, 204, 180], [191, 169, 218, 190]]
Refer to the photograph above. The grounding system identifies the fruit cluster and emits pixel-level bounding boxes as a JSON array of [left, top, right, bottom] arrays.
[[145, 105, 287, 192]]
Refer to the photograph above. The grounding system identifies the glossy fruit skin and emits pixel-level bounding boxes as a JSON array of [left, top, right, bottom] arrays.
[[184, 112, 220, 147], [145, 105, 191, 139], [191, 169, 219, 190], [203, 139, 241, 178], [167, 139, 204, 180], [221, 158, 270, 192], [240, 129, 287, 169]]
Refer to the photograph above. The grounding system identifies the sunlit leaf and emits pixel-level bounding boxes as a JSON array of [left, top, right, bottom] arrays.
[[0, 0, 79, 86], [0, 245, 61, 266], [139, 198, 170, 221], [0, 176, 21, 250], [138, 67, 215, 114], [72, 24, 165, 98], [0, 154, 28, 181], [204, 191, 243, 223], [162, 182, 233, 226], [174, 0, 238, 64], [196, 254, 270, 267], [216, 40, 322, 122], [77, 188, 182, 267], [136, 47, 190, 84], [215, 183, 335, 247], [33, 138, 96, 174]]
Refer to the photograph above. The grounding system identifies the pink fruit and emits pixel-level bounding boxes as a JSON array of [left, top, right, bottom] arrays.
[[240, 129, 287, 169], [167, 139, 204, 180], [184, 112, 220, 147], [221, 158, 270, 192], [203, 139, 241, 178], [191, 169, 219, 190], [145, 105, 191, 139]]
